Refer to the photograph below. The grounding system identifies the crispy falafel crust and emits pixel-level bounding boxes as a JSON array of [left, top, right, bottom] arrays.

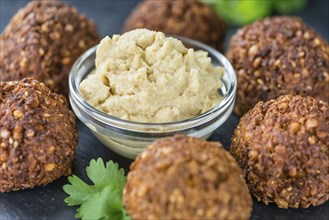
[[226, 16, 329, 116], [231, 95, 329, 208], [123, 135, 252, 220], [0, 0, 100, 97], [0, 77, 78, 192], [123, 0, 227, 52]]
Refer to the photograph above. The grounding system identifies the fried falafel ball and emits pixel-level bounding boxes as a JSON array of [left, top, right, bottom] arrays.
[[226, 16, 329, 116], [231, 95, 329, 208], [0, 0, 100, 97], [123, 135, 252, 220], [123, 0, 227, 52], [0, 77, 78, 192]]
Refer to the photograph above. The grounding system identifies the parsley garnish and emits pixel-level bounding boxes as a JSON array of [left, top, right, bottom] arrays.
[[63, 158, 131, 220]]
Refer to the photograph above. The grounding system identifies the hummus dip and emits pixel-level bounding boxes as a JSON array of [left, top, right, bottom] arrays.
[[79, 29, 224, 123]]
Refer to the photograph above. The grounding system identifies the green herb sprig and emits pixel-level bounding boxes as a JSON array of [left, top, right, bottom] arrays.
[[63, 158, 131, 220]]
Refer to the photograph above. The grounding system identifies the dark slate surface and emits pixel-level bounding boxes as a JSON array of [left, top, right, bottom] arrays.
[[0, 0, 328, 220]]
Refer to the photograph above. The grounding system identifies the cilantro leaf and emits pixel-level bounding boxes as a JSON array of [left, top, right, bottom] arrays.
[[63, 158, 129, 220], [86, 159, 126, 195], [63, 175, 96, 206], [77, 186, 131, 220]]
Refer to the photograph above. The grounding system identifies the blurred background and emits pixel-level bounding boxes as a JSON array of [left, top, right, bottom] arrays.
[[1, 0, 328, 50]]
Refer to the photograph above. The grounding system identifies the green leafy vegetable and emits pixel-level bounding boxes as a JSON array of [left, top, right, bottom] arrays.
[[63, 158, 130, 220], [77, 187, 130, 220], [204, 0, 307, 25]]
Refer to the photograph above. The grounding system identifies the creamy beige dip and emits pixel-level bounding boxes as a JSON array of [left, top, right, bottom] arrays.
[[79, 29, 224, 123]]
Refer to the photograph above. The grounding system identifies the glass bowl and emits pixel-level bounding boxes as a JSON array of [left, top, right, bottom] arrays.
[[69, 36, 237, 159]]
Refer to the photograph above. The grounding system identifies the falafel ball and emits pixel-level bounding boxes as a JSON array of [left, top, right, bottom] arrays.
[[226, 16, 329, 116], [123, 135, 252, 220], [0, 0, 100, 97], [231, 95, 329, 208], [0, 77, 78, 192], [123, 0, 227, 52]]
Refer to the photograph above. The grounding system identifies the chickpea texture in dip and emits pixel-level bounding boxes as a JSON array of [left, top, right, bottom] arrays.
[[79, 29, 224, 123]]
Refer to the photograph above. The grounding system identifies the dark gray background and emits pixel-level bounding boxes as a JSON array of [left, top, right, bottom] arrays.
[[0, 0, 328, 220]]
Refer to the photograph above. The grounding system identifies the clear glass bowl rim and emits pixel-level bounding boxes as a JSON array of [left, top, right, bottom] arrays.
[[69, 35, 237, 131]]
